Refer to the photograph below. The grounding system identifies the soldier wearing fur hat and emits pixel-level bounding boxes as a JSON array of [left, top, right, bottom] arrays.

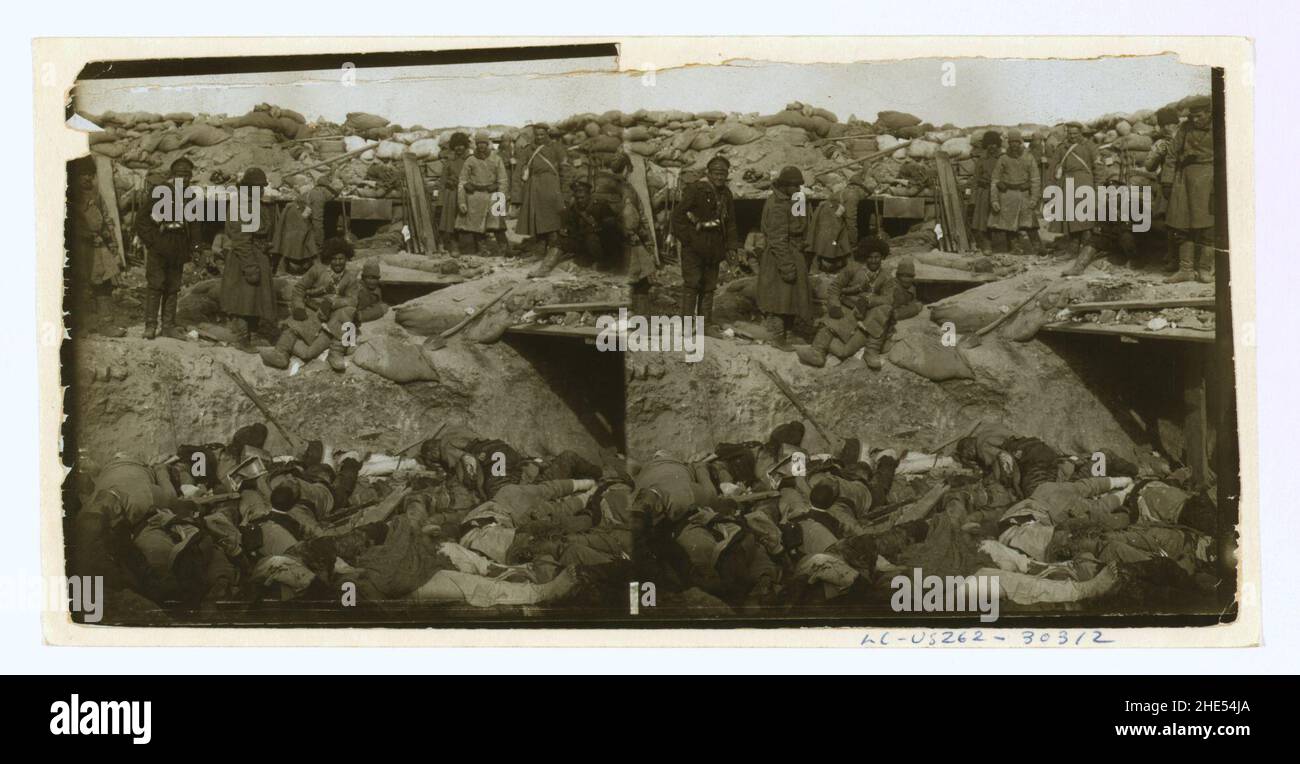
[[671, 155, 739, 334], [757, 165, 814, 350], [219, 167, 278, 352], [136, 157, 201, 340], [1164, 95, 1216, 283], [438, 132, 471, 253], [455, 130, 509, 255]]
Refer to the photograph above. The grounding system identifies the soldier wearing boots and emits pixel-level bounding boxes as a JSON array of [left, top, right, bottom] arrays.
[[857, 256, 921, 370], [672, 156, 739, 334], [1047, 122, 1098, 266], [69, 157, 125, 337], [261, 238, 360, 372], [1164, 95, 1216, 284], [1144, 106, 1182, 272], [989, 129, 1042, 256], [219, 167, 278, 352], [797, 239, 888, 368], [757, 166, 814, 350], [136, 157, 201, 340]]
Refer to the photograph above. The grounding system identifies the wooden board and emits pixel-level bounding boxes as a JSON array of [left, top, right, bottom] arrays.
[[401, 154, 438, 255], [93, 155, 126, 268], [932, 153, 971, 253], [532, 300, 628, 316], [1067, 297, 1215, 312], [1039, 321, 1214, 343], [505, 324, 602, 343], [627, 153, 660, 264]]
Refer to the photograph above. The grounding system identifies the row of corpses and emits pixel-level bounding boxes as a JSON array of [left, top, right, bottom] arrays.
[[66, 419, 1220, 622], [631, 420, 1221, 615], [67, 422, 633, 621]]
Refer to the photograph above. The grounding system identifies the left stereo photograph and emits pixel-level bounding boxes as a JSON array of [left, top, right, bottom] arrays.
[[59, 46, 635, 627]]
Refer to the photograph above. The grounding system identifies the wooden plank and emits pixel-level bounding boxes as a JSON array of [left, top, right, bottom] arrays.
[[626, 153, 659, 264], [505, 324, 602, 342], [1068, 297, 1215, 312], [1039, 321, 1215, 343], [92, 155, 126, 269], [401, 154, 437, 255], [532, 300, 629, 315]]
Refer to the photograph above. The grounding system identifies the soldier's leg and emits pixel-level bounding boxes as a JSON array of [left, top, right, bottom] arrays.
[[796, 326, 833, 367], [679, 247, 702, 318], [160, 256, 186, 339], [143, 249, 165, 339], [1193, 227, 1214, 283], [699, 254, 721, 328], [991, 230, 1009, 254]]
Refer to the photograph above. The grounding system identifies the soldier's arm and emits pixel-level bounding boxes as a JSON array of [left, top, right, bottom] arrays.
[[670, 184, 695, 248]]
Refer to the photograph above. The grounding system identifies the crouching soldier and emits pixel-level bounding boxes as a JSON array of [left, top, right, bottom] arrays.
[[136, 157, 201, 340], [260, 238, 359, 372], [798, 238, 888, 368]]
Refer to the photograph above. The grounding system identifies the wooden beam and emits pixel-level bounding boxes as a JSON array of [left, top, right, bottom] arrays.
[[1039, 321, 1215, 343], [531, 300, 629, 316], [1068, 297, 1215, 312]]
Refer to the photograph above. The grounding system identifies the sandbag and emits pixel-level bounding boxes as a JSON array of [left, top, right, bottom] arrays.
[[690, 131, 720, 151], [344, 112, 390, 132], [940, 136, 972, 159], [1119, 133, 1153, 151], [90, 142, 126, 158], [343, 135, 377, 160], [465, 306, 515, 344], [719, 123, 764, 145], [624, 125, 653, 142], [408, 138, 441, 159], [182, 123, 230, 147], [876, 134, 903, 151], [376, 140, 407, 160], [1001, 302, 1052, 342], [886, 334, 974, 381], [877, 110, 922, 130], [627, 141, 657, 157], [584, 134, 623, 153], [907, 140, 940, 159], [352, 335, 439, 383]]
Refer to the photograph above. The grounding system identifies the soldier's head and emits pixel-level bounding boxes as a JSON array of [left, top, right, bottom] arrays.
[[609, 152, 632, 177], [473, 130, 492, 159], [449, 132, 470, 158], [240, 167, 269, 190], [322, 237, 353, 273], [895, 256, 916, 289], [72, 156, 96, 192], [361, 260, 381, 291], [1187, 96, 1212, 129], [1065, 122, 1084, 143], [774, 165, 804, 197], [1156, 106, 1180, 137], [809, 481, 839, 511], [706, 156, 730, 188], [570, 179, 592, 207], [532, 123, 550, 143], [169, 157, 195, 184], [1006, 129, 1024, 157], [857, 235, 889, 272]]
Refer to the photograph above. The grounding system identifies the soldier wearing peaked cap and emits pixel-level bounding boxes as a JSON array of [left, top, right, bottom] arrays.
[[671, 155, 739, 335]]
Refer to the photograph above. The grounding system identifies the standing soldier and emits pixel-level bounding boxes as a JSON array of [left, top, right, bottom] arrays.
[[219, 167, 278, 352], [807, 169, 871, 274], [516, 123, 568, 263], [1046, 121, 1097, 261], [301, 176, 339, 263], [969, 131, 1002, 253], [671, 156, 738, 335], [70, 157, 125, 337], [136, 157, 201, 340], [456, 131, 509, 256], [1144, 106, 1183, 273], [757, 166, 814, 350], [438, 132, 470, 254], [1163, 96, 1216, 284], [603, 153, 657, 319], [989, 129, 1042, 256]]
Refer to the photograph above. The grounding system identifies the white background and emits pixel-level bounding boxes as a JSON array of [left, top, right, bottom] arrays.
[[3, 0, 1294, 675]]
